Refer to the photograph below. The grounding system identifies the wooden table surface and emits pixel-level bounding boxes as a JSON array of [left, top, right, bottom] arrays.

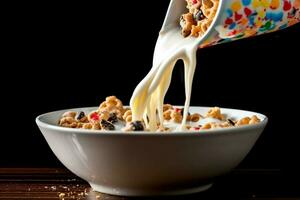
[[0, 168, 299, 200]]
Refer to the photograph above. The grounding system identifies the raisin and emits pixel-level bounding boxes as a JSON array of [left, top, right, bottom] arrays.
[[194, 10, 205, 21], [107, 113, 118, 123], [130, 121, 144, 131], [100, 119, 115, 130], [227, 119, 235, 126], [182, 29, 191, 37], [76, 111, 85, 120]]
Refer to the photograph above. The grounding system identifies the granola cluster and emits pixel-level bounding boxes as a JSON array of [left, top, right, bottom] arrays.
[[199, 111, 261, 130], [58, 96, 261, 132], [180, 0, 219, 37], [163, 104, 201, 123], [59, 96, 126, 131]]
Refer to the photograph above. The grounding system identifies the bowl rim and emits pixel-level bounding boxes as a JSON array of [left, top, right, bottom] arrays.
[[36, 106, 268, 136]]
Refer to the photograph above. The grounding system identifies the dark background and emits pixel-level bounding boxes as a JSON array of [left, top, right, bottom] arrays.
[[2, 2, 300, 176]]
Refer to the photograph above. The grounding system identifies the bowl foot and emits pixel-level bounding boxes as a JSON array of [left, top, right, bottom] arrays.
[[90, 182, 213, 196]]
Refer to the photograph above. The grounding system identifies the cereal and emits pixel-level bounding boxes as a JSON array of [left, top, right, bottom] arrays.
[[163, 104, 173, 112], [58, 96, 262, 132], [180, 0, 219, 37], [180, 13, 195, 37], [76, 122, 84, 128], [189, 113, 201, 122], [157, 126, 170, 132], [92, 122, 101, 130], [236, 117, 251, 126], [99, 110, 110, 121], [185, 125, 192, 130], [249, 115, 261, 124], [59, 117, 77, 128], [206, 107, 223, 120], [98, 96, 124, 118], [171, 110, 183, 123], [82, 123, 93, 129], [163, 109, 172, 120], [210, 122, 220, 129], [62, 111, 77, 118], [201, 123, 212, 130], [162, 107, 201, 123], [220, 121, 231, 128], [123, 110, 132, 122], [201, 122, 222, 129]]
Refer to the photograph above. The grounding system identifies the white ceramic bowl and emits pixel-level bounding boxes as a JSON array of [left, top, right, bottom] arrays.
[[36, 106, 267, 196]]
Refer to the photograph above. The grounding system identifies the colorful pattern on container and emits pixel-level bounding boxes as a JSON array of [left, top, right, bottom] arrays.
[[200, 0, 300, 47]]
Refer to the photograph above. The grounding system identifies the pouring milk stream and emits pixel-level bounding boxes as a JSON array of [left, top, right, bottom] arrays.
[[130, 27, 199, 131]]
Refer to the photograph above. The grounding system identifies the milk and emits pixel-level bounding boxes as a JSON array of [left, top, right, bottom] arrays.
[[130, 26, 198, 131]]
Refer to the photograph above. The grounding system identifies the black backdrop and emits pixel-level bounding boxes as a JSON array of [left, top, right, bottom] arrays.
[[2, 2, 300, 176]]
